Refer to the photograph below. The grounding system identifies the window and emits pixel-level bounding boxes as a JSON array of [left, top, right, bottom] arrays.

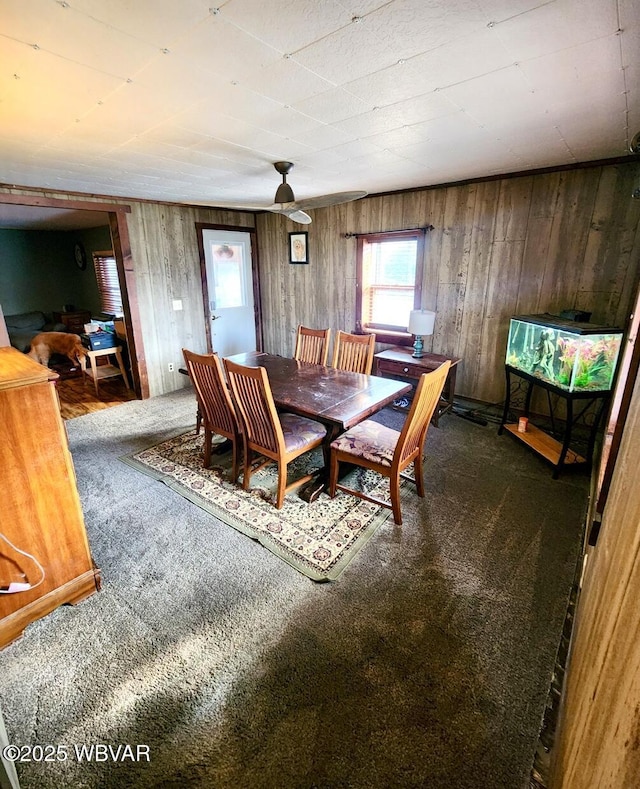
[[211, 242, 246, 309], [356, 229, 424, 341], [93, 251, 123, 315]]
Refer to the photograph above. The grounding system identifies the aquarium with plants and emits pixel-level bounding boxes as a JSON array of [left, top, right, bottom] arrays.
[[506, 314, 623, 393]]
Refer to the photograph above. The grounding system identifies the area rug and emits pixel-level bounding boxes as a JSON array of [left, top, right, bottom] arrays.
[[121, 430, 404, 581]]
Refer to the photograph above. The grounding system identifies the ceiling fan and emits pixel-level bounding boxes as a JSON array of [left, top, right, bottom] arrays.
[[265, 161, 367, 224]]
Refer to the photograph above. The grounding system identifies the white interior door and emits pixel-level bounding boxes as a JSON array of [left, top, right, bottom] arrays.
[[202, 229, 257, 357]]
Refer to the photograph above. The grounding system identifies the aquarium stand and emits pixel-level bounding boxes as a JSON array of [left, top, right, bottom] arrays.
[[498, 365, 611, 479]]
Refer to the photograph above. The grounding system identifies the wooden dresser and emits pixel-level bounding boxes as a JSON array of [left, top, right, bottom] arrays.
[[0, 347, 99, 649], [53, 309, 92, 334]]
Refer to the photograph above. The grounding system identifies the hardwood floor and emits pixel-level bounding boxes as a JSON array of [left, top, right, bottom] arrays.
[[55, 369, 137, 420]]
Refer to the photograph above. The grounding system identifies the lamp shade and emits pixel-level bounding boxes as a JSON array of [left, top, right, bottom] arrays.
[[408, 309, 436, 336]]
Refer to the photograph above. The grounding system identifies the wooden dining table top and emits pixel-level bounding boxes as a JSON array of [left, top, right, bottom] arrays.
[[224, 351, 412, 433]]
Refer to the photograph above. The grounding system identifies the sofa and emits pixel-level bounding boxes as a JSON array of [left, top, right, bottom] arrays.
[[5, 311, 67, 352]]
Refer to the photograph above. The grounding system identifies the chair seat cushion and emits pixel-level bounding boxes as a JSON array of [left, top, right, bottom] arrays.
[[280, 413, 327, 452], [330, 419, 400, 467]]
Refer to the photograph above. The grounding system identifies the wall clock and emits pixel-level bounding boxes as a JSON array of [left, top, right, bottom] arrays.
[[74, 242, 87, 270]]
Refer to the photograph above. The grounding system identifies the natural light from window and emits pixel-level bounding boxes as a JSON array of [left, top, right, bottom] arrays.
[[363, 237, 418, 327]]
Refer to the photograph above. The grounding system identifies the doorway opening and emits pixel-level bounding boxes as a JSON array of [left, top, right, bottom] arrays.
[[0, 194, 149, 399]]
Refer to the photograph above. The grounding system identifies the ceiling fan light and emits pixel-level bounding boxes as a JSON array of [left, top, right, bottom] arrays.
[[275, 182, 295, 203]]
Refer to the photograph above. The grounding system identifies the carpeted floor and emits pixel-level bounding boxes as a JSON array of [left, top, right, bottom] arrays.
[[0, 389, 588, 789]]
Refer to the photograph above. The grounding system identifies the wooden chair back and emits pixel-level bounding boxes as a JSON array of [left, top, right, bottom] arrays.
[[223, 359, 283, 460], [329, 360, 450, 524], [224, 358, 327, 508], [182, 349, 242, 479], [394, 361, 451, 470], [332, 331, 375, 375], [294, 325, 331, 365], [182, 350, 238, 436]]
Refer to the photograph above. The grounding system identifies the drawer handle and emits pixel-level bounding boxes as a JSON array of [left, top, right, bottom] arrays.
[[403, 367, 409, 373]]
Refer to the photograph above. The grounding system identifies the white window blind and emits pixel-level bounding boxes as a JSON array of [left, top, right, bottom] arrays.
[[93, 253, 123, 315]]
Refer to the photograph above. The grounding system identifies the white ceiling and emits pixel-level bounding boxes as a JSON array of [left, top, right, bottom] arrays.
[[1, 0, 639, 213]]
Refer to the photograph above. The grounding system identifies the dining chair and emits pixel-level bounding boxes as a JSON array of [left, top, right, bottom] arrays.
[[329, 361, 451, 525], [182, 349, 242, 482], [293, 325, 331, 365], [331, 330, 376, 375], [224, 359, 328, 508]]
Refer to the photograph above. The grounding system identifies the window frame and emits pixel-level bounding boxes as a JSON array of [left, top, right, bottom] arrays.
[[355, 229, 425, 345]]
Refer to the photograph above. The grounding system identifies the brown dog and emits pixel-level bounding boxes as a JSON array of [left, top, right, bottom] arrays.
[[27, 331, 88, 368]]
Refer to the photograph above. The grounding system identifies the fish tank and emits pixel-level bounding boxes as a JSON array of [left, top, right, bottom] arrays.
[[506, 314, 623, 392]]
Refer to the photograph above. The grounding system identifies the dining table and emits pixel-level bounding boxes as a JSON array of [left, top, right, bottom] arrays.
[[223, 351, 412, 501]]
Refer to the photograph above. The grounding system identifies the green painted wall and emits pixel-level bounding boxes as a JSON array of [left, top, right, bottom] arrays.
[[75, 225, 115, 316], [0, 225, 112, 319]]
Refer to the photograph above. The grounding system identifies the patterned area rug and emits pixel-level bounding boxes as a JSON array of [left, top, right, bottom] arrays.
[[121, 430, 405, 581]]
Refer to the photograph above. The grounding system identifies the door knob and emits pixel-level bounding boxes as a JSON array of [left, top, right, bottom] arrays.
[[211, 314, 220, 321]]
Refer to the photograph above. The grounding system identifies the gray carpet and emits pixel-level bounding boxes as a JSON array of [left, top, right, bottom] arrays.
[[0, 389, 588, 789]]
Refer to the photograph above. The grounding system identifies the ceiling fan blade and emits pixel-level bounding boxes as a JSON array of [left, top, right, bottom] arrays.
[[269, 206, 312, 225], [258, 163, 365, 223], [294, 191, 367, 210]]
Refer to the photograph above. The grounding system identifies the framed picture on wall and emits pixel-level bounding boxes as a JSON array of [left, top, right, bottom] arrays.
[[289, 231, 309, 264]]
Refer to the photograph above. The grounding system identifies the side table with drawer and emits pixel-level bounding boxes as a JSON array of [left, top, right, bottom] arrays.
[[374, 347, 461, 425], [53, 309, 91, 335]]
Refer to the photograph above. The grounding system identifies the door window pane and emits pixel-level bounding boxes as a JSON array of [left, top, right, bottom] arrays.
[[212, 243, 244, 309]]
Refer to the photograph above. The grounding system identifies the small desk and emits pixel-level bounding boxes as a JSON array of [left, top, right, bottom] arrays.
[[374, 348, 461, 425], [82, 346, 130, 397]]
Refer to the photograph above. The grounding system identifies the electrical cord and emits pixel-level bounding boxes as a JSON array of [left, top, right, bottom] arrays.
[[452, 398, 505, 426], [0, 532, 46, 594]]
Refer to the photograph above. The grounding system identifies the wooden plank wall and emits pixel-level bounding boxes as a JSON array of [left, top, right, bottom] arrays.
[[124, 202, 255, 394], [257, 162, 640, 405], [2, 161, 639, 401], [549, 367, 640, 788]]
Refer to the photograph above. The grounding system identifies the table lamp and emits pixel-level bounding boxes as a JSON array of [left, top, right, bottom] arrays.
[[408, 309, 436, 358]]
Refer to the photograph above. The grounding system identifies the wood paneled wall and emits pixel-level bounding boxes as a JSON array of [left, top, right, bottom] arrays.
[[257, 162, 640, 404], [549, 365, 640, 788], [2, 161, 639, 401], [123, 202, 255, 395]]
